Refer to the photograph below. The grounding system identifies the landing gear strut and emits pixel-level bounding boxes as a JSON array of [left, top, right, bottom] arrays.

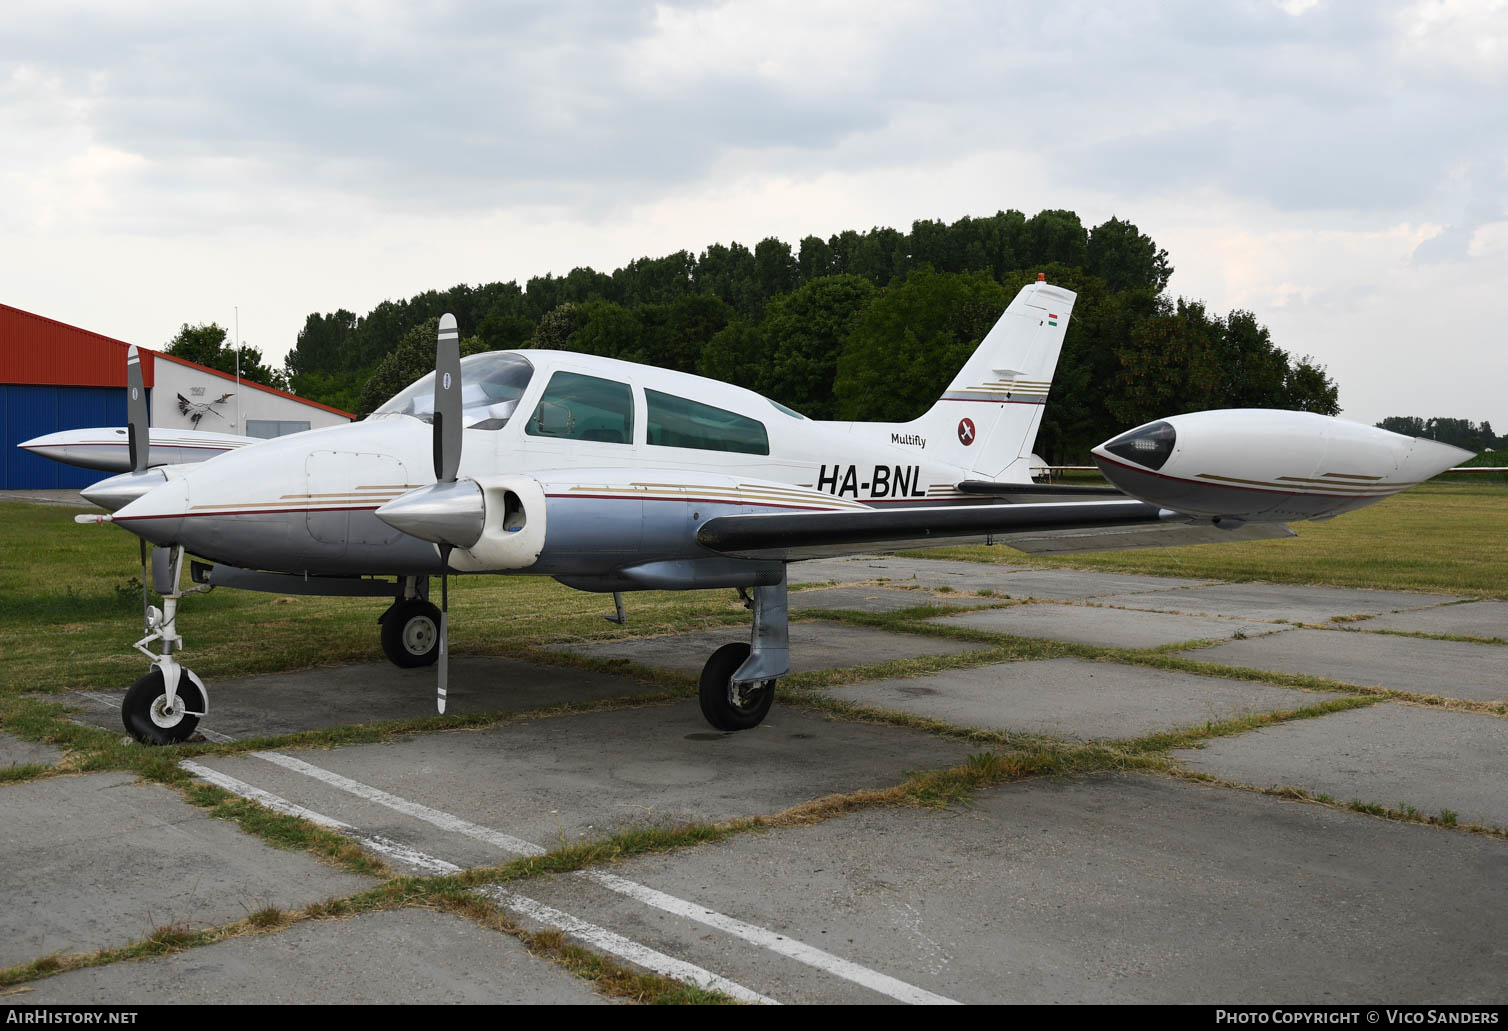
[[122, 544, 211, 745], [379, 578, 441, 668], [698, 569, 788, 731]]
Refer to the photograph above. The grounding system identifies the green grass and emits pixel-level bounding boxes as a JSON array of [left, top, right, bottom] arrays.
[[0, 501, 753, 699], [2, 488, 1504, 997], [923, 481, 1508, 598]]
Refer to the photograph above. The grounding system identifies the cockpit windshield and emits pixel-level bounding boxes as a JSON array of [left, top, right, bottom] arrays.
[[371, 352, 535, 431]]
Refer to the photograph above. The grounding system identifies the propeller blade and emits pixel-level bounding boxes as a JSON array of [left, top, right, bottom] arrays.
[[433, 314, 462, 483], [437, 546, 451, 714], [140, 539, 151, 628], [127, 345, 149, 474]]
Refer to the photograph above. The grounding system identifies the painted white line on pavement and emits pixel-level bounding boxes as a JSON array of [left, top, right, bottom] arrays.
[[256, 751, 960, 1005], [582, 870, 961, 1006], [180, 761, 347, 828], [180, 760, 457, 874], [177, 760, 773, 1003], [363, 834, 462, 876], [253, 750, 546, 857], [482, 888, 778, 1006]]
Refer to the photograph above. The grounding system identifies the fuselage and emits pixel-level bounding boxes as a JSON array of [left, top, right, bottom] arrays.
[[109, 349, 1011, 579]]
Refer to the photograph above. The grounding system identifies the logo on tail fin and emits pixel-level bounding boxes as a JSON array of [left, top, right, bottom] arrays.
[[958, 418, 976, 446]]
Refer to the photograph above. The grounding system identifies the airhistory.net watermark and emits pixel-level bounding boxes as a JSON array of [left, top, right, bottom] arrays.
[[5, 1012, 138, 1025]]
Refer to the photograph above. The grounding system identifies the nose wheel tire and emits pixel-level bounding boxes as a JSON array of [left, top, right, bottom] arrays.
[[122, 668, 205, 745], [381, 599, 442, 668], [698, 642, 776, 732]]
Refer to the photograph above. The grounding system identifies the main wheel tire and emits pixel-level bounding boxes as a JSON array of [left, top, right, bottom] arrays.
[[122, 668, 205, 745], [381, 599, 442, 668], [698, 642, 775, 732]]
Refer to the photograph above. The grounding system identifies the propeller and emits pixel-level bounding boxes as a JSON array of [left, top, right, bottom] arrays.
[[126, 345, 149, 475], [433, 314, 462, 714], [126, 345, 152, 623]]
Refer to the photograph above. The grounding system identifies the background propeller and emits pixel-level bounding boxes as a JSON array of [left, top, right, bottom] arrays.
[[126, 345, 149, 475], [433, 314, 462, 713], [126, 345, 152, 620]]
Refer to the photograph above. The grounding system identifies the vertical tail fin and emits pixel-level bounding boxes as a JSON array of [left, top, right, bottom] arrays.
[[853, 276, 1077, 481]]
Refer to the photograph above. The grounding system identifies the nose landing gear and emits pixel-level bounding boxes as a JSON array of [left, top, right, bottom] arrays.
[[121, 544, 212, 745]]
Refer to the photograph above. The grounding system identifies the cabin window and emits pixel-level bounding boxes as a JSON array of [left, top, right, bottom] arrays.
[[645, 389, 769, 455], [372, 351, 534, 431], [525, 371, 635, 444]]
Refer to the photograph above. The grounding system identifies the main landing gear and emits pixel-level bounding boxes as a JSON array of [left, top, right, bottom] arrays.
[[121, 543, 212, 745], [379, 578, 441, 668], [698, 571, 788, 732]]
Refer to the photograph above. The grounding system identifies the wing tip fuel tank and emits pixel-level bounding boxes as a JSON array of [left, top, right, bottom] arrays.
[[1091, 409, 1474, 522]]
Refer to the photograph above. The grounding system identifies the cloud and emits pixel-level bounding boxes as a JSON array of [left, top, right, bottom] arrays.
[[2, 0, 1506, 427], [3, 0, 1504, 236]]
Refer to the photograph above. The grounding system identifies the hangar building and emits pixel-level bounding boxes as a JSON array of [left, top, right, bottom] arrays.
[[1, 303, 353, 489]]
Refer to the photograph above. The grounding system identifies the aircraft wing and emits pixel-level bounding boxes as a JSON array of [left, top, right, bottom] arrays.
[[696, 500, 1295, 561]]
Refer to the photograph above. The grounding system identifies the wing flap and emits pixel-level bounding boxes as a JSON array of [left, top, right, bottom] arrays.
[[699, 500, 1155, 560], [696, 500, 1293, 561], [995, 520, 1296, 554]]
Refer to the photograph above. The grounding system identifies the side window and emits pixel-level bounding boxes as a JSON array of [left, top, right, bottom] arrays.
[[524, 371, 634, 444], [245, 419, 311, 439], [645, 389, 769, 456]]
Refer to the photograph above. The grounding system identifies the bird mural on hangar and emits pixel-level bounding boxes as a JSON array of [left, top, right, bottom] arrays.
[[177, 392, 234, 427]]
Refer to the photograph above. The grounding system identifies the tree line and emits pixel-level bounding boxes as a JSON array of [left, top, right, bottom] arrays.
[[172, 209, 1342, 462], [1375, 417, 1503, 453]]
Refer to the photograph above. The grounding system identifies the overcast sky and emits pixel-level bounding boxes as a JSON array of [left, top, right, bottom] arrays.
[[3, 0, 1505, 429]]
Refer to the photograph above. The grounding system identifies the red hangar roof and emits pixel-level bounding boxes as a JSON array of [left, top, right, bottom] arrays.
[[0, 303, 354, 418]]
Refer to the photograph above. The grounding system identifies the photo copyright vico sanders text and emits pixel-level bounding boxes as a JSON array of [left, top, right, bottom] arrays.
[[1217, 1013, 1499, 1025]]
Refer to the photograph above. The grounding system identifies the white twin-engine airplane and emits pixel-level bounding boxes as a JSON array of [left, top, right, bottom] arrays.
[[43, 276, 1470, 744]]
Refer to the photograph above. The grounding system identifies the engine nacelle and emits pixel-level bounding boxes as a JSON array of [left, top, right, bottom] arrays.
[[375, 474, 547, 571], [449, 475, 548, 572], [1091, 409, 1472, 522]]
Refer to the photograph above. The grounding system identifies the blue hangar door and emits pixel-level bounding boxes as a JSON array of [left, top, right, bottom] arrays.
[[1, 384, 130, 489]]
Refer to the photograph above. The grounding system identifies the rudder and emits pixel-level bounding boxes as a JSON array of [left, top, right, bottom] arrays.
[[864, 276, 1077, 481]]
